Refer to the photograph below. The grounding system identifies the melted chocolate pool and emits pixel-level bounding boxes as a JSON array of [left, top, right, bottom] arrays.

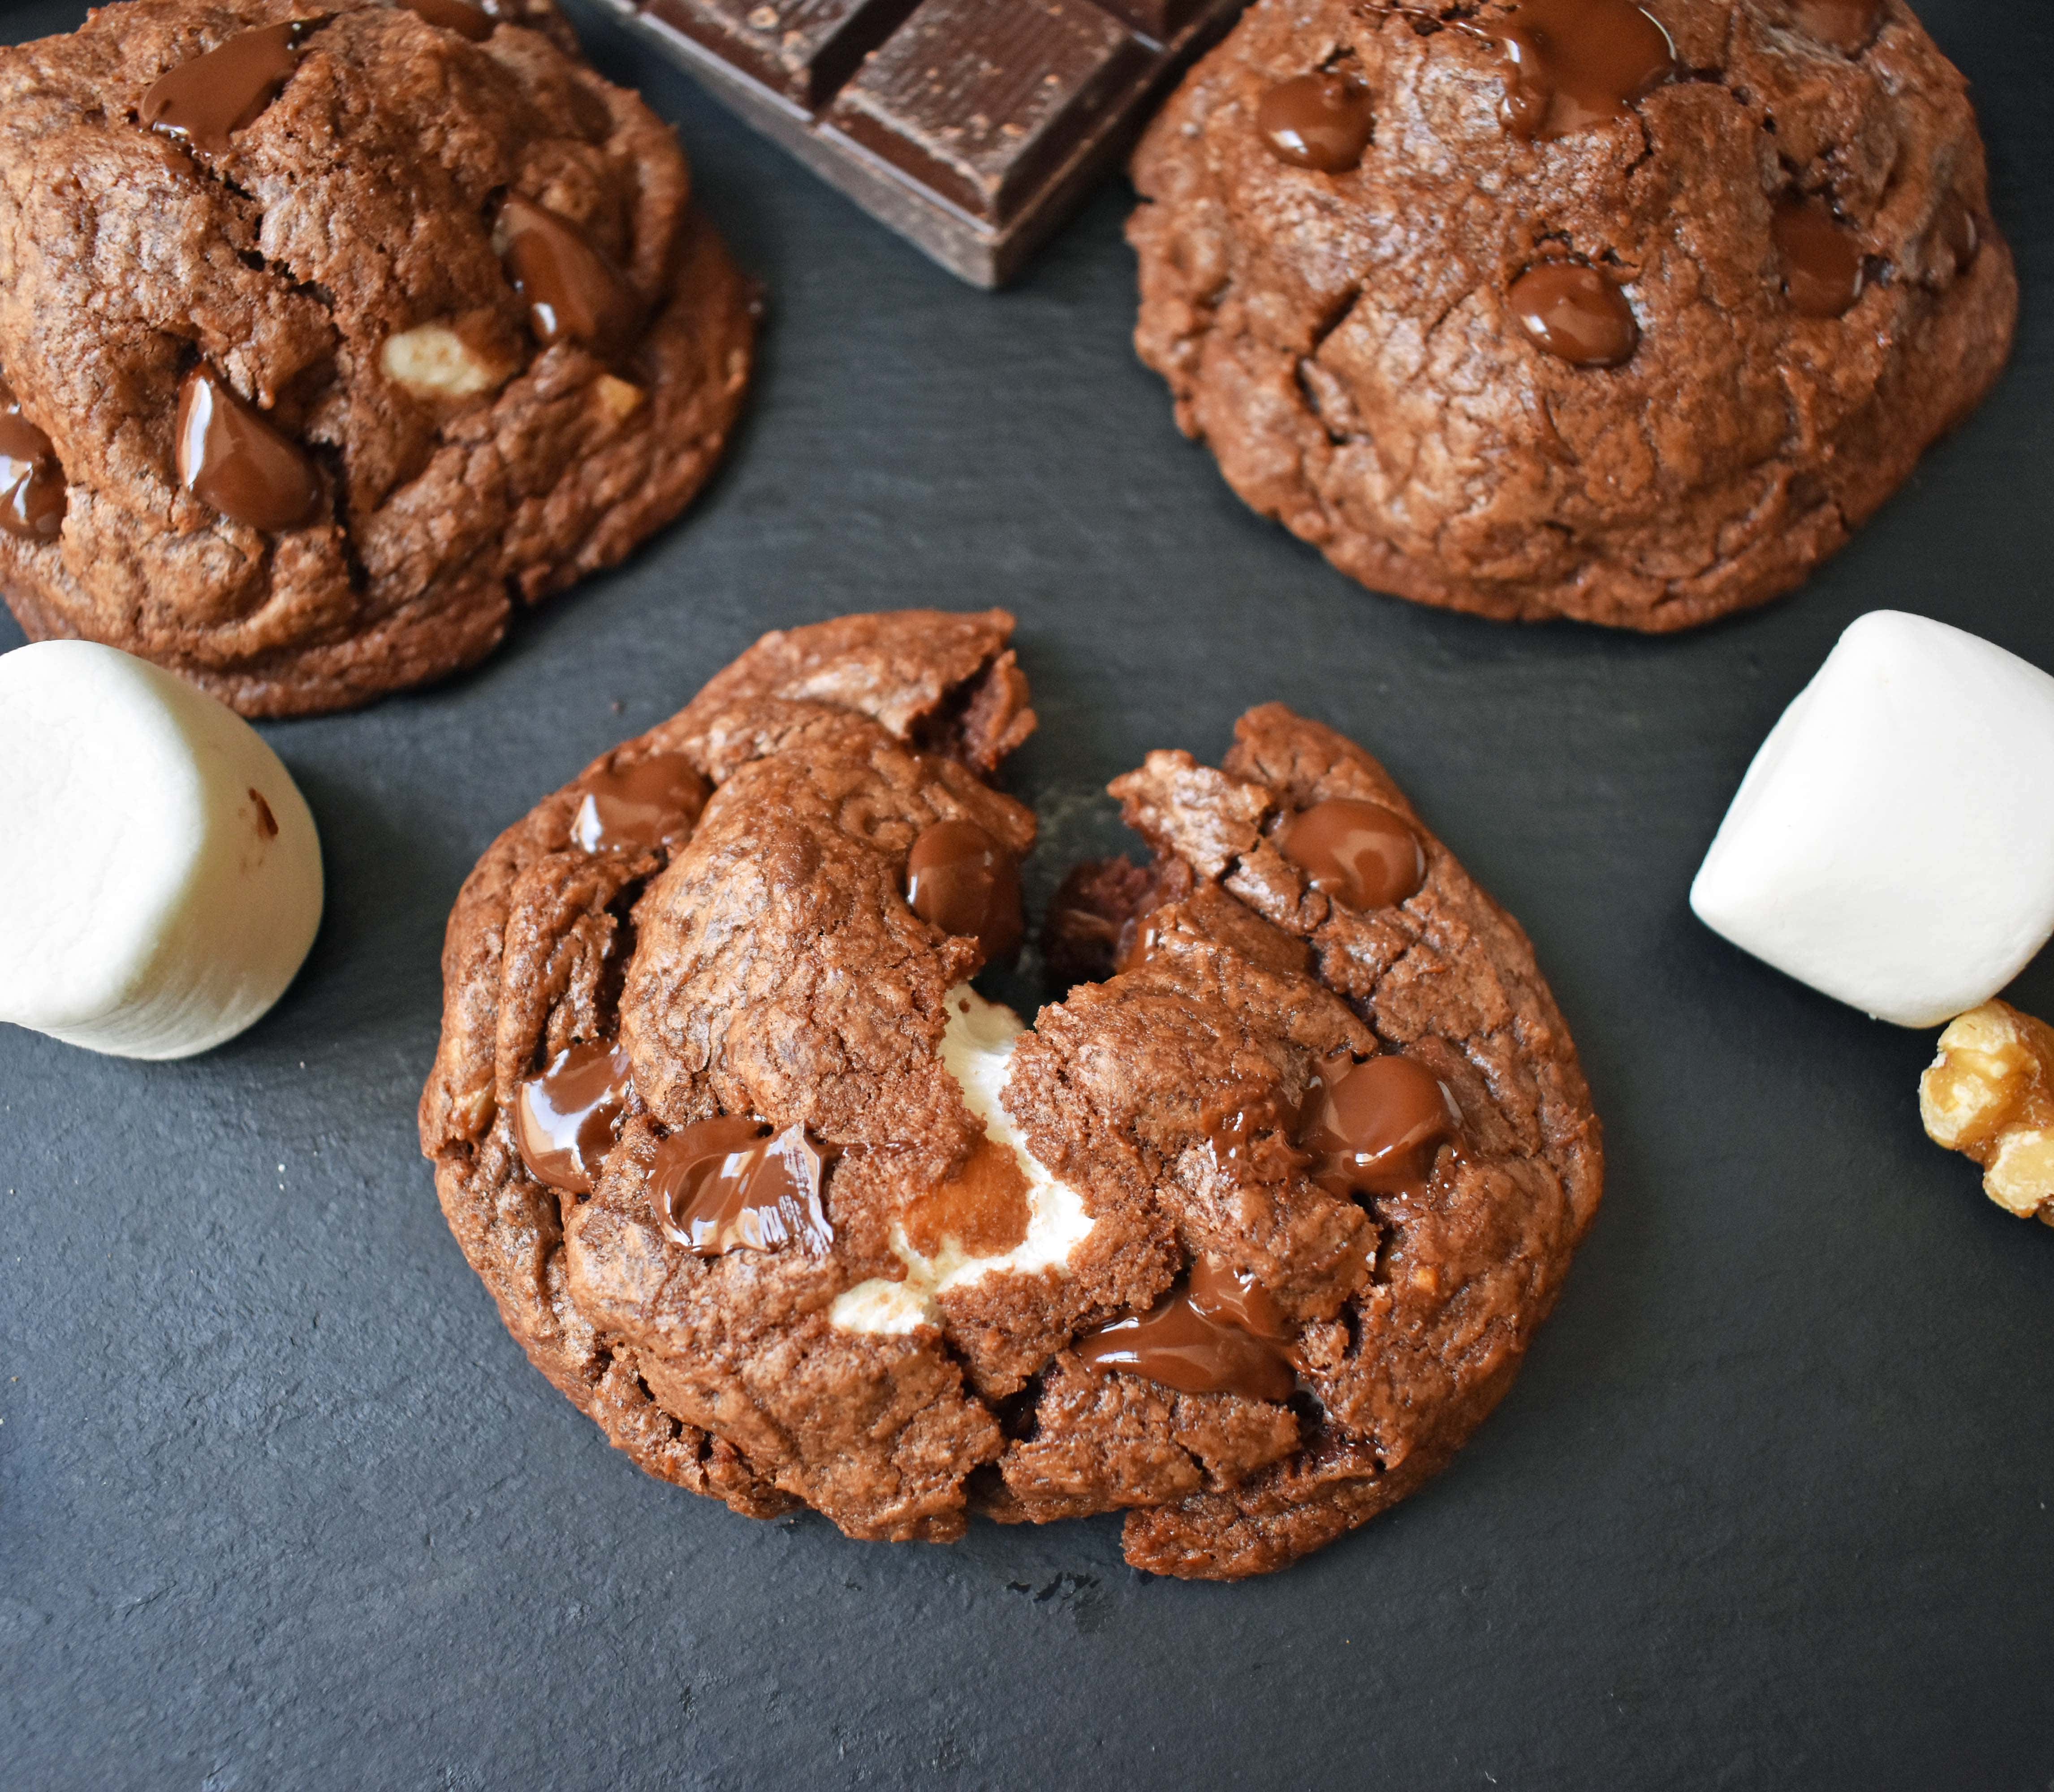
[[140, 20, 318, 155], [1079, 1258, 1297, 1404], [653, 1119, 833, 1258]]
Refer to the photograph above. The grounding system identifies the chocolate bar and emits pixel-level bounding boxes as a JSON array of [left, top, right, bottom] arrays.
[[591, 0, 1249, 287]]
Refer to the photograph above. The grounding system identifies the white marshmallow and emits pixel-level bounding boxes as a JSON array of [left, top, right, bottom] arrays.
[[0, 641, 324, 1059], [830, 985, 1096, 1335], [1691, 612, 2054, 1028]]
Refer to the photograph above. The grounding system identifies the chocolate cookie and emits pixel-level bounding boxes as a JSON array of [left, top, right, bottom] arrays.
[[0, 0, 756, 715], [419, 610, 1602, 1578], [1128, 0, 2017, 631]]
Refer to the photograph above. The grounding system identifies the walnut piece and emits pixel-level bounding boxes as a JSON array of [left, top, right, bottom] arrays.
[[593, 374, 645, 425], [1920, 999, 2054, 1225]]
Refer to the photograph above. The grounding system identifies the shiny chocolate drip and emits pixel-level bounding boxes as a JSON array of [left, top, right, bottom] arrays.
[[1508, 262, 1640, 367], [140, 20, 318, 156], [1300, 1054, 1461, 1199], [0, 379, 65, 541], [401, 0, 494, 41], [1927, 194, 1981, 285], [1788, 0, 1881, 53], [1277, 797, 1426, 911], [906, 818, 1025, 964], [1257, 72, 1375, 173], [174, 366, 322, 532], [1494, 0, 1677, 141], [654, 1120, 833, 1258], [514, 1039, 634, 1194], [570, 754, 708, 854], [495, 195, 641, 356], [1773, 197, 1864, 319], [1078, 1262, 1296, 1403]]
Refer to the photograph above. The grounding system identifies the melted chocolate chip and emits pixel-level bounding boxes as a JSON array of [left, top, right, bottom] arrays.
[[570, 755, 708, 855], [906, 819, 1025, 964], [1494, 0, 1677, 141], [1774, 197, 1864, 319], [400, 0, 494, 41], [140, 20, 318, 156], [0, 379, 65, 542], [494, 195, 641, 356], [1508, 262, 1640, 367], [1257, 72, 1375, 173], [1277, 798, 1426, 911], [1185, 1257, 1290, 1342], [514, 1039, 634, 1194], [174, 366, 322, 533], [1078, 1265, 1296, 1403], [653, 1119, 833, 1257], [1203, 1086, 1311, 1183], [1787, 0, 1881, 53], [1299, 1055, 1461, 1199]]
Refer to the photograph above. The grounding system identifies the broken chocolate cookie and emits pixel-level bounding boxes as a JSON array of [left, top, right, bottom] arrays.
[[0, 0, 756, 714], [1128, 0, 2017, 629], [420, 609, 1601, 1577]]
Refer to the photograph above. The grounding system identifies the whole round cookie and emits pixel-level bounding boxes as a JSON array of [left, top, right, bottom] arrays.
[[0, 0, 756, 715], [419, 611, 1601, 1578], [1128, 0, 2018, 631]]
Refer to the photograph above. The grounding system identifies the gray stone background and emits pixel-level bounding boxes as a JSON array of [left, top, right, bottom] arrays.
[[2, 0, 2050, 1785]]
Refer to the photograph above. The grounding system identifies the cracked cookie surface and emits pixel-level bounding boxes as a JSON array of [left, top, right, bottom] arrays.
[[1128, 0, 2017, 630], [0, 0, 755, 714], [419, 609, 1601, 1578]]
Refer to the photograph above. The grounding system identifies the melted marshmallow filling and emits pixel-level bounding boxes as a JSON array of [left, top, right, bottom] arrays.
[[829, 985, 1095, 1335]]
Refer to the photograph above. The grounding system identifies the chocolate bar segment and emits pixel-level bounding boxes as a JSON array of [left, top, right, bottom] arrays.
[[597, 0, 1250, 287], [642, 0, 919, 108], [1092, 0, 1213, 35], [822, 0, 1148, 224]]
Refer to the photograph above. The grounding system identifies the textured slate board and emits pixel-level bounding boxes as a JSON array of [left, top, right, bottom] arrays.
[[2, 2, 2050, 1786]]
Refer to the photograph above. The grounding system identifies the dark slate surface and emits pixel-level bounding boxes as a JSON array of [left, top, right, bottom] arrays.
[[4, 2, 2051, 1786]]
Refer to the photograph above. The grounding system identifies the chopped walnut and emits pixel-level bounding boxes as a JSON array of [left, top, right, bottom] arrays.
[[593, 373, 645, 425], [1920, 999, 2054, 1226], [380, 320, 512, 400]]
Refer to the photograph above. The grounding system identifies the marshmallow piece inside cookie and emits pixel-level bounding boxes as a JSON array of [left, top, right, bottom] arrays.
[[0, 641, 323, 1058], [831, 986, 1095, 1335], [1691, 612, 2054, 1027]]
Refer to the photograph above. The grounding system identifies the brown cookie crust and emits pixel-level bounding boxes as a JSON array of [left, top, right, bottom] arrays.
[[1128, 0, 2017, 630], [422, 611, 1601, 1577], [420, 610, 1033, 1533], [0, 0, 755, 714]]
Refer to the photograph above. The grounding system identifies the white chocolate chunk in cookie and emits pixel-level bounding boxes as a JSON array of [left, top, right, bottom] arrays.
[[831, 986, 1095, 1334], [0, 641, 324, 1059], [381, 320, 510, 399], [1692, 612, 2054, 1028]]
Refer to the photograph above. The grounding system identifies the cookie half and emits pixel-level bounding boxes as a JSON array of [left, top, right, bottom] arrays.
[[0, 0, 755, 714], [419, 610, 1601, 1577], [1129, 0, 2017, 630]]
